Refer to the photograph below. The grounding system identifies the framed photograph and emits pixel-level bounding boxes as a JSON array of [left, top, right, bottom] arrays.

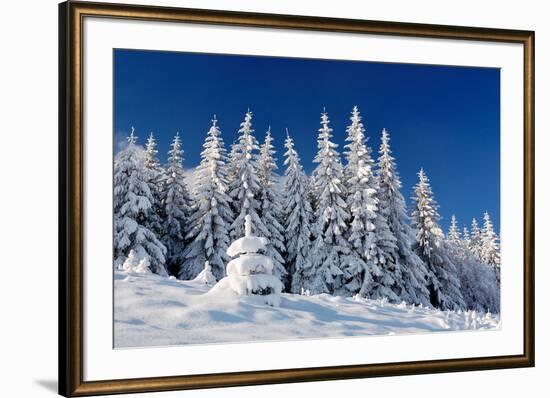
[[59, 1, 534, 396]]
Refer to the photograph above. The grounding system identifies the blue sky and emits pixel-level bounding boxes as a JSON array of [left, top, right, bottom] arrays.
[[114, 49, 500, 233]]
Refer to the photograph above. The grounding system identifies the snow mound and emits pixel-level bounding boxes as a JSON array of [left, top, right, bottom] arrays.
[[208, 275, 283, 306], [192, 261, 217, 285], [121, 250, 151, 274]]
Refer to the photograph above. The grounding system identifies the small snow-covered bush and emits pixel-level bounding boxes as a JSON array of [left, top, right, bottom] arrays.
[[121, 249, 151, 274], [193, 261, 218, 286]]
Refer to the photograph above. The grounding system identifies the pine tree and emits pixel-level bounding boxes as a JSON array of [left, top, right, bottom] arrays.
[[257, 127, 287, 281], [376, 129, 430, 306], [369, 201, 402, 302], [181, 116, 233, 280], [162, 132, 192, 276], [306, 174, 317, 215], [307, 110, 350, 294], [144, 132, 160, 170], [462, 225, 471, 247], [113, 128, 167, 276], [444, 215, 499, 312], [446, 238, 500, 313], [283, 131, 314, 293], [226, 139, 240, 189], [447, 215, 461, 244], [228, 110, 265, 240], [481, 211, 501, 280], [143, 132, 165, 236], [470, 218, 483, 260], [411, 169, 464, 310], [341, 106, 386, 298]]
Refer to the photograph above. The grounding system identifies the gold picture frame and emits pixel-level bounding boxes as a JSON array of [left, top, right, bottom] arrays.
[[59, 1, 535, 396]]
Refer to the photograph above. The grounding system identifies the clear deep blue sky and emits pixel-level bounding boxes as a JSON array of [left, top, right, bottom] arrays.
[[114, 49, 500, 233]]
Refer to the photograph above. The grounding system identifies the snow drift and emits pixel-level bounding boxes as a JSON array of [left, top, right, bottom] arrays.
[[114, 271, 500, 348]]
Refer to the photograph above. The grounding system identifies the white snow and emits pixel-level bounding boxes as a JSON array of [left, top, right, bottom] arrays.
[[121, 250, 151, 274], [226, 236, 268, 257], [114, 271, 501, 348], [208, 274, 283, 306], [192, 261, 217, 285], [226, 254, 274, 276]]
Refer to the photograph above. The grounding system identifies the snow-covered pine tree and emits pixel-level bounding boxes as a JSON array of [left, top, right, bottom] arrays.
[[306, 174, 317, 215], [462, 225, 471, 248], [143, 132, 165, 236], [481, 211, 501, 280], [446, 236, 500, 313], [228, 110, 266, 241], [411, 169, 465, 310], [369, 194, 403, 302], [225, 139, 240, 189], [376, 129, 430, 306], [257, 127, 287, 282], [446, 216, 499, 313], [144, 132, 159, 170], [447, 215, 461, 244], [469, 218, 483, 260], [162, 132, 192, 277], [341, 106, 386, 298], [283, 130, 314, 293], [113, 128, 167, 276], [219, 214, 284, 306], [307, 110, 350, 294], [181, 116, 233, 280]]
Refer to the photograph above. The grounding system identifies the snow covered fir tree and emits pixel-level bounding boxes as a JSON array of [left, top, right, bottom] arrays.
[[161, 133, 193, 276], [181, 116, 233, 280], [143, 132, 165, 238], [411, 169, 465, 310], [283, 130, 314, 293], [308, 110, 351, 294], [341, 106, 381, 298], [113, 128, 168, 276], [256, 127, 287, 281], [113, 106, 501, 315], [376, 129, 430, 306]]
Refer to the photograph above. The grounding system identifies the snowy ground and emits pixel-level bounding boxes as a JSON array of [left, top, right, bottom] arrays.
[[114, 271, 501, 348]]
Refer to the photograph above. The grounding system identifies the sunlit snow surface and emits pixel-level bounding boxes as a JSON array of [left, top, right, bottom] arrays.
[[114, 271, 500, 348]]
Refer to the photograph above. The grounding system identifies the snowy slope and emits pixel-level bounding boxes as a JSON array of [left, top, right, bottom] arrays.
[[114, 271, 500, 348]]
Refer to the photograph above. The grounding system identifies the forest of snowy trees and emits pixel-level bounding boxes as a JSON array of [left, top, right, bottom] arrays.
[[114, 107, 501, 313]]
